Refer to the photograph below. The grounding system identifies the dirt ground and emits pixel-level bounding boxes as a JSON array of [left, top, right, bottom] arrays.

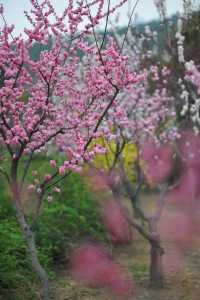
[[51, 234, 200, 300], [51, 194, 200, 300]]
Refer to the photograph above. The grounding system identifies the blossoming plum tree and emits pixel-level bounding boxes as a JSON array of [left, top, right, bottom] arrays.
[[0, 0, 139, 298]]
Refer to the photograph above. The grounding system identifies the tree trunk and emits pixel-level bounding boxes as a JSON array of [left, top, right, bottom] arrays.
[[150, 234, 163, 287], [11, 175, 49, 300], [15, 205, 49, 299], [110, 184, 121, 200]]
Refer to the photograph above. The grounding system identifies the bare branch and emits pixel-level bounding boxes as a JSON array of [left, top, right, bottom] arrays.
[[128, 216, 164, 254], [0, 167, 10, 184], [120, 0, 140, 54], [99, 0, 111, 51]]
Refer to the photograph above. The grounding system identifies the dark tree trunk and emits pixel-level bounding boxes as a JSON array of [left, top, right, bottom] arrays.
[[111, 186, 121, 199], [150, 233, 163, 287]]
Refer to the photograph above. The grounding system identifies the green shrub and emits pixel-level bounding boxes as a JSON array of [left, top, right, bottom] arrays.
[[35, 173, 106, 264], [0, 169, 106, 299], [0, 217, 40, 299]]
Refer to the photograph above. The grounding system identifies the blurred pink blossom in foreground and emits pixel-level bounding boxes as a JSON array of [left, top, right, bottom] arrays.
[[178, 129, 200, 169], [85, 168, 120, 193], [159, 210, 194, 249], [168, 130, 200, 204], [142, 141, 173, 184], [70, 244, 133, 298], [85, 169, 109, 192], [168, 168, 200, 207], [101, 200, 133, 244]]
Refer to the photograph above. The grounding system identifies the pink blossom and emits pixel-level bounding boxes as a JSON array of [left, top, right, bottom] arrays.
[[168, 168, 200, 206], [0, 1, 137, 188], [44, 174, 51, 181], [142, 141, 173, 184], [47, 196, 53, 202], [178, 130, 200, 169], [58, 166, 65, 175], [167, 130, 200, 205], [53, 187, 61, 193], [50, 160, 57, 168], [85, 169, 110, 192], [27, 184, 36, 192], [32, 170, 38, 177], [101, 200, 132, 244], [70, 244, 133, 297]]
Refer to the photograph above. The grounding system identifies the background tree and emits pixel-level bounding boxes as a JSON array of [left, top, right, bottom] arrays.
[[84, 58, 177, 286]]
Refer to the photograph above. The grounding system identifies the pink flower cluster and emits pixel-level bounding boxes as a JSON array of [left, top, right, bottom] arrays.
[[0, 0, 138, 190]]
